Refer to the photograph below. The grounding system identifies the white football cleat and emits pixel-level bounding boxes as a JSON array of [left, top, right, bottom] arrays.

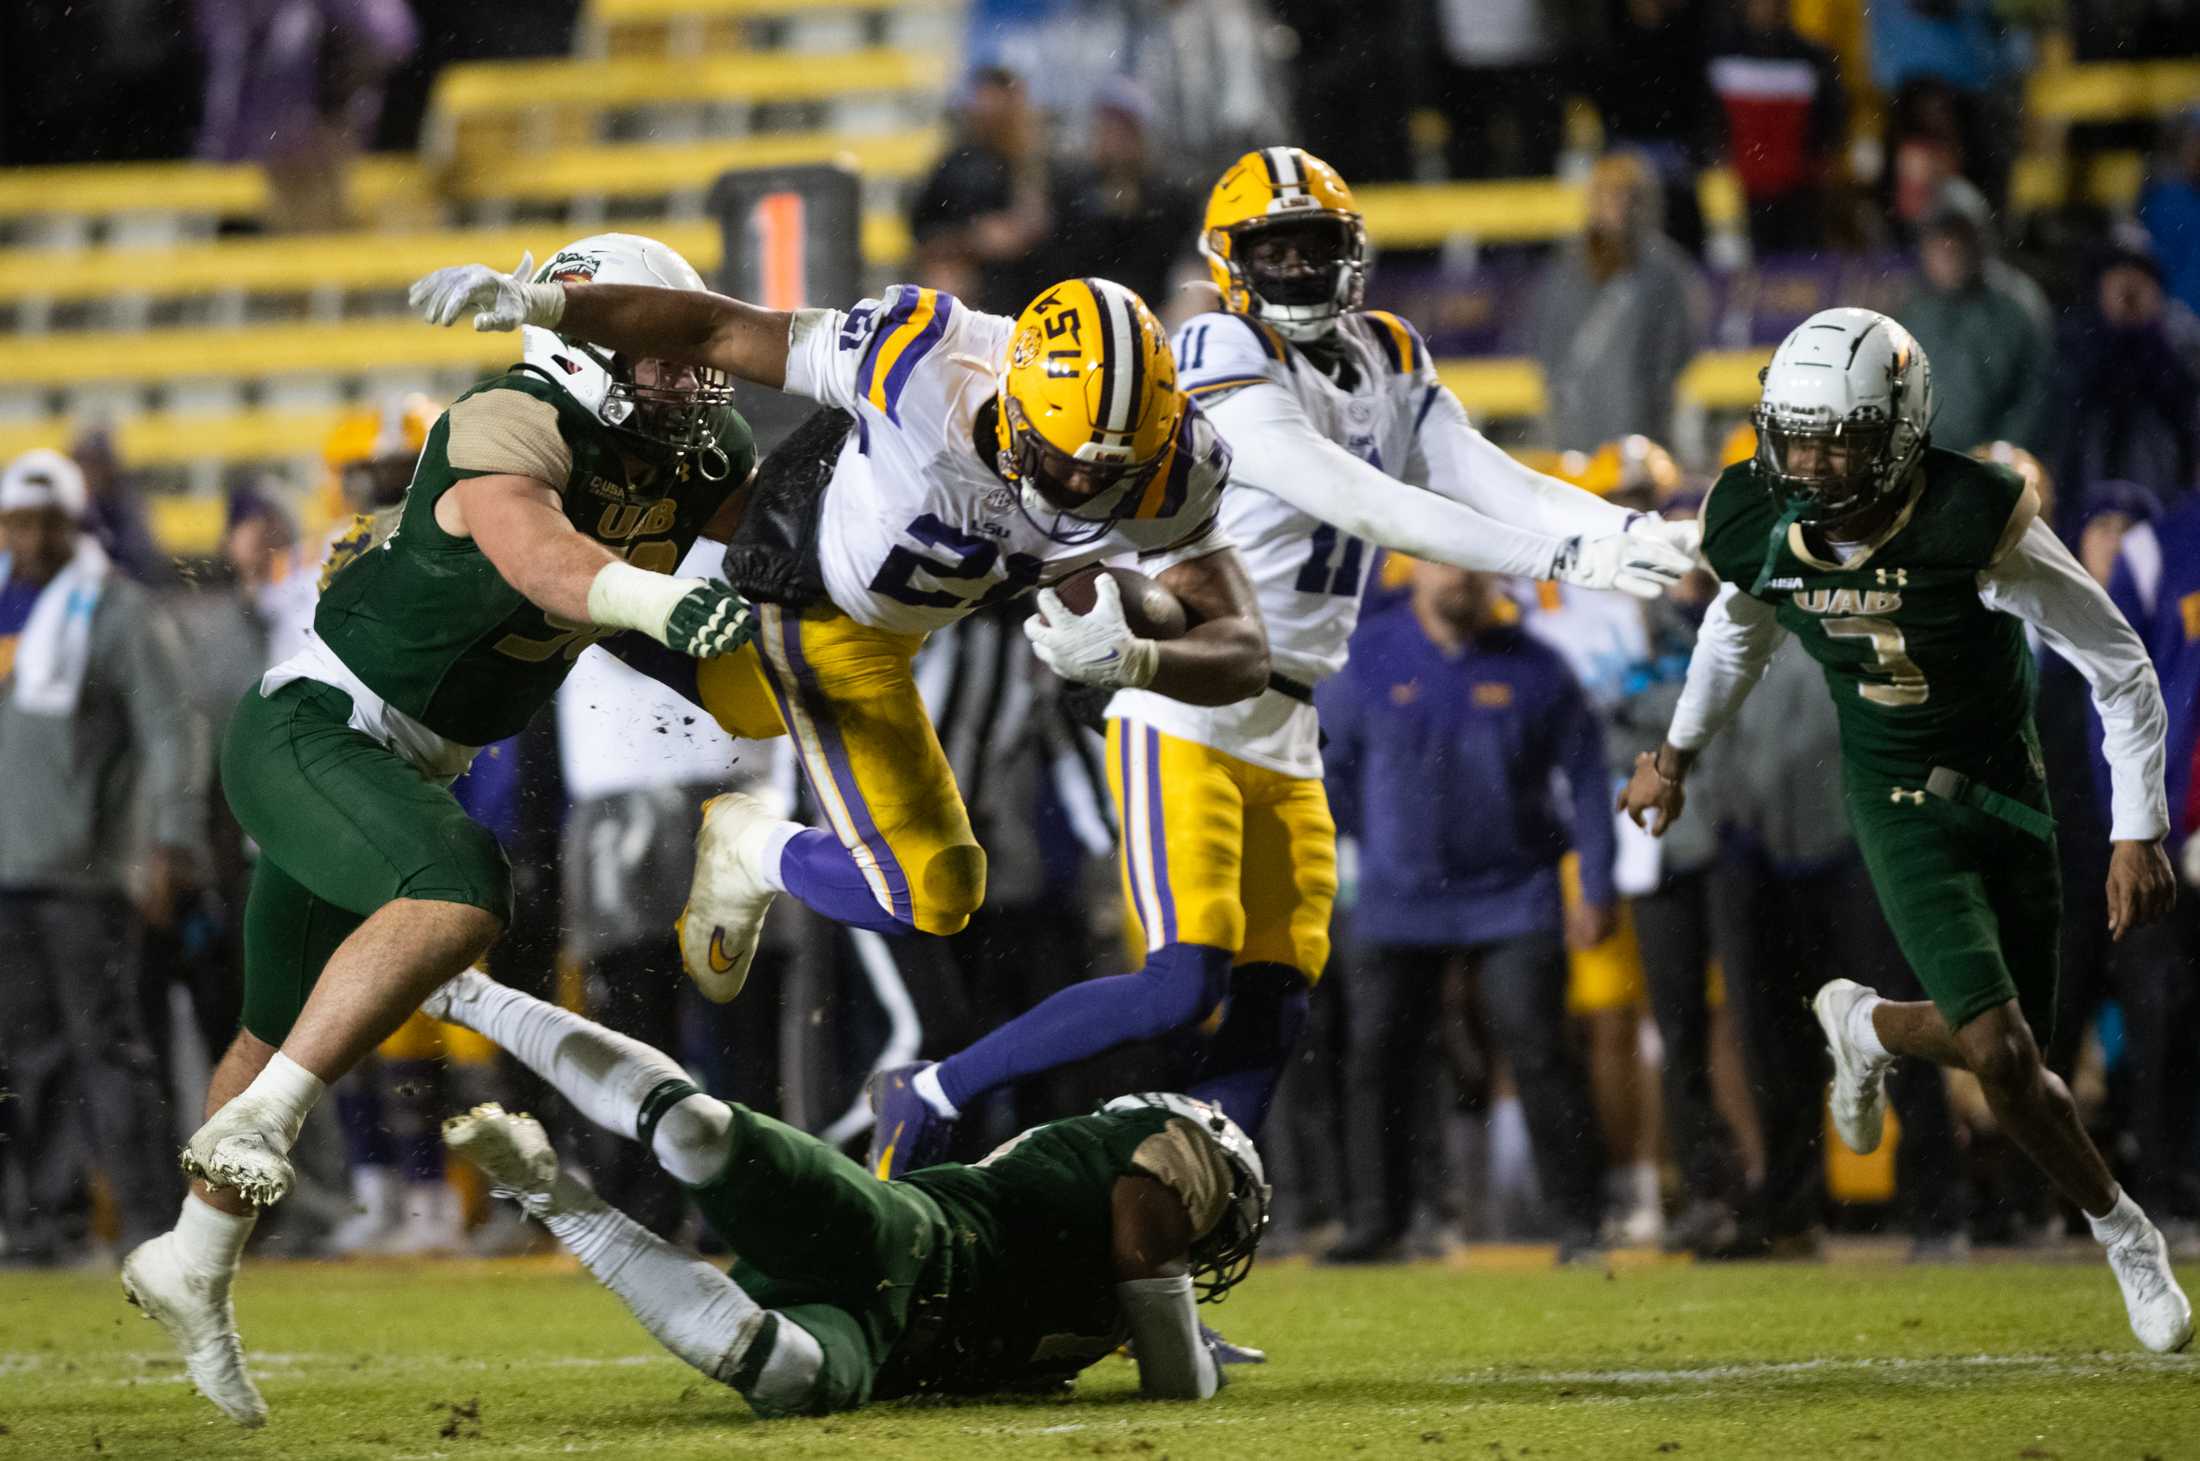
[[443, 1103, 560, 1215], [2107, 1220, 2196, 1353], [1814, 978, 1893, 1155], [121, 1232, 267, 1428], [675, 792, 781, 1003], [417, 966, 496, 1028], [180, 1100, 296, 1208]]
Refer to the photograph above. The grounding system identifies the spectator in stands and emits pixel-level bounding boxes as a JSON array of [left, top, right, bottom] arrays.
[[909, 66, 1061, 316], [1430, 0, 1595, 180], [1528, 152, 1705, 449], [1869, 0, 2027, 207], [2103, 492, 2200, 1240], [2048, 232, 2200, 530], [1050, 78, 1200, 318], [1591, 0, 1716, 254], [1269, 0, 1420, 185], [1593, 450, 1752, 1254], [1705, 0, 1845, 254], [0, 450, 203, 1265], [69, 427, 168, 584], [1320, 563, 1612, 1263], [194, 0, 419, 232], [1901, 180, 2051, 453], [1122, 0, 1291, 188], [2140, 108, 2200, 319]]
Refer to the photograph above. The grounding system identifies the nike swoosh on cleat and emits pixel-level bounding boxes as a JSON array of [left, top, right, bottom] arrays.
[[874, 1127, 901, 1180], [708, 927, 739, 974]]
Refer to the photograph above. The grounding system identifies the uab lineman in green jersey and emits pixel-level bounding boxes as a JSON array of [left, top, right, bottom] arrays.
[[1621, 307, 2190, 1352], [423, 969, 1266, 1413], [122, 234, 762, 1427]]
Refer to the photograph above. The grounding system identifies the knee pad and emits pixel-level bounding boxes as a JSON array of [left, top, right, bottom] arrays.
[[1142, 943, 1236, 1031], [913, 841, 987, 935]]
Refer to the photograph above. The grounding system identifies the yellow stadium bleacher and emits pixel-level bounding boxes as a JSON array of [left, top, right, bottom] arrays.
[[2025, 60, 2200, 126], [3, 214, 915, 317], [0, 157, 425, 230], [452, 127, 942, 206], [426, 47, 949, 133]]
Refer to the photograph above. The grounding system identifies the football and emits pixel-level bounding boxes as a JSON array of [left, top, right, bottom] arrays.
[[1050, 564, 1190, 640]]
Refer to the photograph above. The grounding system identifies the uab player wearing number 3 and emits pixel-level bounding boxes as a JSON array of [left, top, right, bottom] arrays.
[[1621, 308, 2190, 1353], [868, 147, 1700, 1178], [124, 234, 760, 1427]]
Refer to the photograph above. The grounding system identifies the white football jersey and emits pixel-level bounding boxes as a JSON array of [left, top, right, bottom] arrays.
[[782, 285, 1232, 636], [1108, 309, 1442, 777]]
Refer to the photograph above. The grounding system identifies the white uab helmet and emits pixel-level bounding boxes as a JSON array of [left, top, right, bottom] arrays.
[[1103, 1092, 1270, 1301], [521, 232, 739, 476], [1754, 307, 1934, 523]]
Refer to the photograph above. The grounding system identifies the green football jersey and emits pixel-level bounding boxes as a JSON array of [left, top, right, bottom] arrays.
[[315, 368, 753, 747], [1699, 447, 2041, 788], [882, 1103, 1202, 1397]]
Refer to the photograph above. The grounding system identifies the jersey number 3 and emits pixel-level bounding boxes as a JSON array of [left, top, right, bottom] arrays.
[[1823, 616, 1929, 707]]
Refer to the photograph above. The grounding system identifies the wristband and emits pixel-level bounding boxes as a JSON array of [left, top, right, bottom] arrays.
[[587, 560, 698, 645], [520, 280, 567, 328]]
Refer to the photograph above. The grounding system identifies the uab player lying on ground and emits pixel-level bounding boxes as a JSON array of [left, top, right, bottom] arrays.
[[425, 970, 1267, 1413], [1621, 307, 2190, 1353]]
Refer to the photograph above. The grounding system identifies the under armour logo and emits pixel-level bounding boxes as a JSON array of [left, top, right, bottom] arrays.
[[1891, 788, 1925, 805], [1876, 568, 1909, 587]]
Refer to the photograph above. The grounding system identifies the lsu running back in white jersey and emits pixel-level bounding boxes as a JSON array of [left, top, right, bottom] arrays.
[[782, 284, 1232, 636]]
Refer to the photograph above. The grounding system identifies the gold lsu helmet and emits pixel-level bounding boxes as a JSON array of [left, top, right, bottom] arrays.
[[322, 393, 437, 515], [996, 276, 1183, 544], [1568, 435, 1685, 510], [1201, 146, 1367, 342]]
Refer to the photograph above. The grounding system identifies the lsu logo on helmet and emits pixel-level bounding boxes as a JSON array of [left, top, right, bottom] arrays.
[[994, 277, 1184, 544]]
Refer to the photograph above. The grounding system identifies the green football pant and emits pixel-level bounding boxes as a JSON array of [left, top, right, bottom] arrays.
[[687, 1102, 950, 1414], [1847, 776, 2061, 1040], [221, 679, 512, 1046]]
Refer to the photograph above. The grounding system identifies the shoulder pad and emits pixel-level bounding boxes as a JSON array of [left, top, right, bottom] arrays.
[[1354, 309, 1428, 376], [851, 285, 965, 425], [1175, 311, 1295, 391]]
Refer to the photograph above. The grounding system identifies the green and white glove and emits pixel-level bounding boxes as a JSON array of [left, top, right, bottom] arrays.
[[664, 581, 756, 658], [587, 560, 756, 659], [409, 252, 566, 334]]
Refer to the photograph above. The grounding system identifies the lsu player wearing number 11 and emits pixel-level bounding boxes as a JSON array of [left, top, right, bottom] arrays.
[[1620, 307, 2190, 1353], [866, 147, 1701, 1179]]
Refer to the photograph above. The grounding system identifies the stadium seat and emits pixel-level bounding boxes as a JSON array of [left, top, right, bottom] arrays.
[[2025, 60, 2200, 125], [451, 127, 942, 207]]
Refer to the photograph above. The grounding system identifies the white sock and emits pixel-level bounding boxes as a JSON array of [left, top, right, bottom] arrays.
[[442, 977, 692, 1143], [1628, 1160, 1660, 1209], [538, 1171, 767, 1384], [2087, 1187, 2147, 1247], [1845, 993, 1891, 1062], [913, 1063, 959, 1120], [235, 1052, 327, 1147], [756, 820, 801, 894], [172, 1192, 256, 1286]]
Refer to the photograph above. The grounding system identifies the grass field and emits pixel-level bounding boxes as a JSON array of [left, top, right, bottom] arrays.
[[4, 1247, 2197, 1460]]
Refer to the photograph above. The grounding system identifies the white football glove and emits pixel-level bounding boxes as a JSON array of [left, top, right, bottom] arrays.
[[1550, 516, 1698, 600], [408, 252, 566, 333], [1024, 577, 1159, 690], [1629, 510, 1701, 559]]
